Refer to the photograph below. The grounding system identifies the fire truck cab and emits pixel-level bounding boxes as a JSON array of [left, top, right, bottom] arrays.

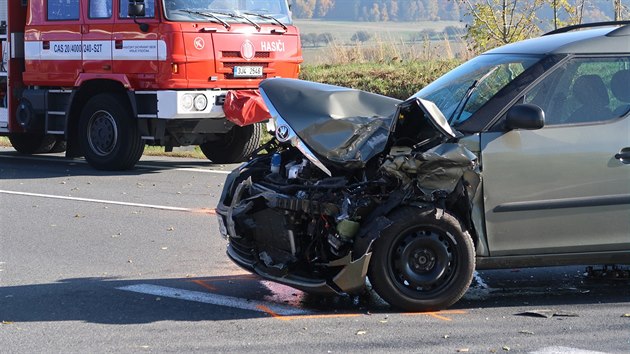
[[0, 0, 301, 170]]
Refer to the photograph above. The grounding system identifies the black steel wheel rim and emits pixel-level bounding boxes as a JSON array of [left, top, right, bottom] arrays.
[[87, 110, 118, 156], [387, 227, 458, 299]]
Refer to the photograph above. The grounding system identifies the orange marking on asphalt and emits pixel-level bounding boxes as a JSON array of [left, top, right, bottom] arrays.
[[191, 280, 217, 292], [403, 310, 467, 321], [190, 208, 216, 215], [256, 305, 282, 318]]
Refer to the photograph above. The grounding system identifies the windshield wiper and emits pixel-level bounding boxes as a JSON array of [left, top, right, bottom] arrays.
[[242, 12, 287, 30], [179, 9, 230, 29], [213, 10, 261, 31], [448, 66, 499, 124]]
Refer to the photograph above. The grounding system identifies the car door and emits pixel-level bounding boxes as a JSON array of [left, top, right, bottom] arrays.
[[38, 0, 83, 86], [112, 0, 160, 75], [82, 0, 113, 74], [481, 56, 630, 256]]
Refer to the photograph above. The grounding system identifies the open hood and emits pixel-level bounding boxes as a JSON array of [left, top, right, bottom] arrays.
[[259, 78, 459, 173]]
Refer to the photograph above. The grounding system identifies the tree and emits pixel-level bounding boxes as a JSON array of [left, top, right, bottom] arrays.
[[292, 0, 317, 19], [457, 0, 544, 53], [300, 33, 318, 47], [315, 0, 335, 17], [351, 30, 372, 42], [546, 0, 584, 29], [317, 32, 334, 45]]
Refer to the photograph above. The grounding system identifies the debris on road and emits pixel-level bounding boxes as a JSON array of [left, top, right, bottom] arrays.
[[516, 310, 578, 318]]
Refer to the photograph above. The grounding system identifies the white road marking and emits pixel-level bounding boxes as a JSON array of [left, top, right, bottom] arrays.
[[529, 347, 608, 354], [0, 151, 232, 175], [137, 164, 231, 174], [0, 189, 195, 212], [117, 284, 312, 316]]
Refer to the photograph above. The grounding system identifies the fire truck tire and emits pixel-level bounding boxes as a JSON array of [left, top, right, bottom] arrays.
[[78, 94, 145, 170], [8, 134, 57, 154], [199, 122, 263, 163]]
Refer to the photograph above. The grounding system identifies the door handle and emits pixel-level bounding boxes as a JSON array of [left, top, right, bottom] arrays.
[[614, 147, 630, 163]]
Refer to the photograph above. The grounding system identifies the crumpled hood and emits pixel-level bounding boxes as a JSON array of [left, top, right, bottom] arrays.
[[259, 78, 460, 171]]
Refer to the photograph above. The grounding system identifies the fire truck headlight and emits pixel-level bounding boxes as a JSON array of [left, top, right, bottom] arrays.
[[194, 94, 208, 111], [181, 94, 194, 111]]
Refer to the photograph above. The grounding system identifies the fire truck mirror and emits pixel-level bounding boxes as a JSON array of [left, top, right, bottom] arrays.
[[128, 0, 145, 17]]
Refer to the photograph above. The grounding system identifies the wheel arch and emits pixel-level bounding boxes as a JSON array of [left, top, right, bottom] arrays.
[[353, 193, 480, 260]]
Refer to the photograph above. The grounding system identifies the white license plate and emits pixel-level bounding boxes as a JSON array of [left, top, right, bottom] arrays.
[[234, 66, 263, 78], [217, 215, 228, 238]]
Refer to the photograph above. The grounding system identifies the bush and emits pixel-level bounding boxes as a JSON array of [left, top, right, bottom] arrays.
[[299, 60, 460, 100], [351, 30, 372, 42]]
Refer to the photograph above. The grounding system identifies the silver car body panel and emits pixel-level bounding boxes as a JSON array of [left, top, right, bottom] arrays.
[[481, 116, 630, 256]]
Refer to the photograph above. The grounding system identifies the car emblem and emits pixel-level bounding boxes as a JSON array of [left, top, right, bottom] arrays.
[[276, 125, 290, 142], [240, 40, 255, 61], [194, 37, 205, 50]]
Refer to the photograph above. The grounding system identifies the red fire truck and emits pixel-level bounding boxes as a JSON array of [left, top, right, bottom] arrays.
[[0, 0, 302, 170]]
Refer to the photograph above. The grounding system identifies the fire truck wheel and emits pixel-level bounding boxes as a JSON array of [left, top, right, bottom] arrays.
[[79, 94, 145, 170], [8, 134, 57, 154], [199, 122, 263, 163]]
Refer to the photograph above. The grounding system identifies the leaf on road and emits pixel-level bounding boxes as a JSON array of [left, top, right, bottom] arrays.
[[2, 321, 13, 325], [518, 330, 534, 335], [356, 330, 367, 335], [456, 348, 469, 352], [502, 346, 511, 351], [622, 314, 630, 318], [167, 227, 175, 231]]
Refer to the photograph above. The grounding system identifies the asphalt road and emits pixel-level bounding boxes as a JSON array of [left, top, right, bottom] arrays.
[[1, 148, 629, 353]]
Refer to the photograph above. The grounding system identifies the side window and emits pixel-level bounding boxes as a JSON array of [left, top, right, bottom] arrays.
[[90, 0, 112, 18], [524, 57, 630, 125], [119, 0, 155, 18], [48, 0, 80, 20]]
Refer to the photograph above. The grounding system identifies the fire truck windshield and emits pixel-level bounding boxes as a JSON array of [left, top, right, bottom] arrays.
[[164, 0, 292, 25]]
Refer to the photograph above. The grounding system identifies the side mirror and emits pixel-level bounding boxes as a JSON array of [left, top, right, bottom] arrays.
[[506, 104, 545, 130], [128, 0, 146, 17]]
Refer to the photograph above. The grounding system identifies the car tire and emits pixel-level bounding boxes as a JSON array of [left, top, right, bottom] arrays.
[[78, 93, 144, 170], [8, 134, 57, 154], [368, 207, 475, 312], [200, 123, 263, 164]]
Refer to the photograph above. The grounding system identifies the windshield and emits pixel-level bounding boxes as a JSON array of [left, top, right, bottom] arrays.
[[164, 0, 292, 25], [412, 54, 541, 125]]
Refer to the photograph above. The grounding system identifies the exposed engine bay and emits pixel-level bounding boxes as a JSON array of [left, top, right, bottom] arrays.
[[216, 78, 480, 311]]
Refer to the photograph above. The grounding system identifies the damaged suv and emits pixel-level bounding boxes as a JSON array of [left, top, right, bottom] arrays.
[[216, 22, 630, 311]]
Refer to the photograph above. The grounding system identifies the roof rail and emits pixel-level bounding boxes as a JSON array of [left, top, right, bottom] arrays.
[[543, 21, 630, 36]]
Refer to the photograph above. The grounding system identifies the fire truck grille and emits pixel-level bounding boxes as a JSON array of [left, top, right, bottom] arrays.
[[223, 62, 270, 69], [222, 51, 271, 59]]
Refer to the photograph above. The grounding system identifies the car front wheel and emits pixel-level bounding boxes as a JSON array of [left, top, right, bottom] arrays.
[[368, 207, 475, 312]]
